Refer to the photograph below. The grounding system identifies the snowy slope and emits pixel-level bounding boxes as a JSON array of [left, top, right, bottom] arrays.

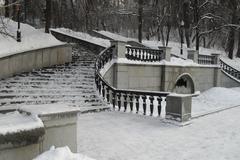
[[0, 18, 64, 58]]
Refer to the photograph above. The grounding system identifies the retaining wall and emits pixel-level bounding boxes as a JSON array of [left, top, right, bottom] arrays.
[[0, 44, 72, 79], [103, 63, 223, 92]]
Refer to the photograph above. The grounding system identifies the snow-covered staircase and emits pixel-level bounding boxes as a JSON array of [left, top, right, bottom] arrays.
[[0, 45, 109, 111]]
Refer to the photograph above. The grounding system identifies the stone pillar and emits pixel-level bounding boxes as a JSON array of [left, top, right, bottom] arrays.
[[158, 46, 171, 61], [187, 49, 199, 63], [213, 67, 221, 87], [110, 40, 127, 59], [19, 104, 80, 153], [211, 53, 220, 65], [166, 94, 192, 122]]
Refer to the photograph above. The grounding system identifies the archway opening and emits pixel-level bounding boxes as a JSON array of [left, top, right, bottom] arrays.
[[173, 73, 195, 94]]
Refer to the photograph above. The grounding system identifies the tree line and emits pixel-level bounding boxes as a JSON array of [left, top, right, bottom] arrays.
[[1, 0, 240, 59]]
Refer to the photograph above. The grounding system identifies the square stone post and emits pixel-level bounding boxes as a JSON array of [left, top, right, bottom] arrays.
[[211, 53, 220, 65], [187, 49, 199, 63], [158, 46, 171, 61], [166, 94, 192, 122], [110, 40, 127, 59]]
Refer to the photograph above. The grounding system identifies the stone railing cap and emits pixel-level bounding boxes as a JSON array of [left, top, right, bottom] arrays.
[[110, 40, 127, 43], [19, 104, 80, 117], [158, 46, 172, 49]]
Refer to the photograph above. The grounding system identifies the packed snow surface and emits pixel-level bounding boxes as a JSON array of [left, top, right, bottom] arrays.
[[0, 111, 43, 135], [51, 28, 111, 48], [192, 87, 240, 116], [19, 104, 80, 116], [34, 146, 95, 160], [77, 106, 240, 160]]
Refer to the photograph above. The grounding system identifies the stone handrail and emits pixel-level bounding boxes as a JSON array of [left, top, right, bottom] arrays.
[[95, 45, 170, 116], [125, 46, 164, 62], [220, 59, 240, 80]]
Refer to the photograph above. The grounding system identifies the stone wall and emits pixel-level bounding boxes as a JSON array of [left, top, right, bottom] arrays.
[[0, 44, 72, 79], [103, 63, 223, 92], [0, 105, 79, 160], [220, 71, 240, 88], [0, 143, 41, 160]]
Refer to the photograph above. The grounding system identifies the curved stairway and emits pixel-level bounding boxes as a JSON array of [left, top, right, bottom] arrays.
[[0, 45, 109, 112]]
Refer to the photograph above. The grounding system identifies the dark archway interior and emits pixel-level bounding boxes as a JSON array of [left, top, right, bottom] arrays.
[[173, 74, 195, 94]]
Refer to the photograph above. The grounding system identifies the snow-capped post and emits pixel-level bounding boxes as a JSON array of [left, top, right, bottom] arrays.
[[110, 40, 127, 59], [180, 20, 185, 55], [211, 53, 220, 65], [16, 3, 21, 42], [187, 49, 199, 63], [166, 94, 192, 122], [158, 46, 171, 61]]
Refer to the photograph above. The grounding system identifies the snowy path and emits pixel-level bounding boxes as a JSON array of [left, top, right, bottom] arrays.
[[77, 107, 240, 160], [0, 45, 108, 111]]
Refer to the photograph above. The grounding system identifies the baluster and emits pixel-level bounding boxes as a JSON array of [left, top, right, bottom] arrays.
[[142, 95, 147, 115], [106, 87, 110, 102], [112, 91, 116, 110], [137, 49, 141, 60], [117, 93, 121, 111], [157, 97, 162, 116], [135, 95, 140, 113], [98, 81, 102, 94], [123, 94, 128, 112], [149, 96, 154, 116], [129, 94, 133, 112], [102, 84, 105, 99], [126, 47, 129, 59]]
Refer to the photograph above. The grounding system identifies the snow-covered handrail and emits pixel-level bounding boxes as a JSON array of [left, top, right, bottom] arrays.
[[125, 46, 164, 62], [220, 59, 240, 80], [95, 46, 169, 116]]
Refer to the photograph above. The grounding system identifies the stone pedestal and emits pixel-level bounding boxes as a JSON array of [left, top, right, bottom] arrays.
[[158, 46, 172, 61], [187, 49, 199, 63], [211, 53, 220, 65], [110, 40, 127, 59], [166, 94, 192, 122], [19, 104, 80, 153]]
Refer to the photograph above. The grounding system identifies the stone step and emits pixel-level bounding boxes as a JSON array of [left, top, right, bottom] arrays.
[[0, 44, 107, 112]]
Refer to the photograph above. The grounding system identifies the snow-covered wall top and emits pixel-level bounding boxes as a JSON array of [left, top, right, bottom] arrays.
[[0, 111, 44, 136], [0, 18, 64, 59]]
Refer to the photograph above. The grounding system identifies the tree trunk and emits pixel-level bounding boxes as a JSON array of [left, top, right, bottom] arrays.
[[138, 0, 143, 43], [236, 30, 240, 58], [183, 0, 191, 48], [227, 0, 237, 59], [45, 0, 51, 33], [12, 0, 17, 21], [194, 0, 199, 50], [5, 0, 9, 17], [24, 0, 28, 22]]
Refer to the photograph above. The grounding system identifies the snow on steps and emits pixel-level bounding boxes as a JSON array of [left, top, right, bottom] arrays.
[[0, 45, 110, 113]]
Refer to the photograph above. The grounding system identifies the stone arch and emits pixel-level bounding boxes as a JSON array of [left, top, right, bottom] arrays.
[[172, 73, 195, 94]]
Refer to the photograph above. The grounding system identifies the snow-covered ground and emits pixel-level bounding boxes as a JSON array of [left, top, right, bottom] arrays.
[[34, 146, 95, 160], [192, 87, 240, 117], [51, 28, 111, 48], [77, 105, 240, 160], [0, 18, 64, 58]]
